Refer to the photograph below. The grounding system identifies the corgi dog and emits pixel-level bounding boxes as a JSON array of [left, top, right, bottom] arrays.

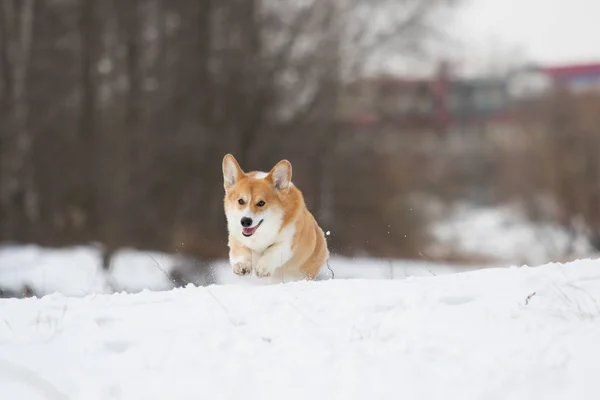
[[222, 154, 329, 282]]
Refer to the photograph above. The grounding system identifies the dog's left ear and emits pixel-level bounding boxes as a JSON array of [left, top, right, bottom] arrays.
[[267, 159, 292, 191]]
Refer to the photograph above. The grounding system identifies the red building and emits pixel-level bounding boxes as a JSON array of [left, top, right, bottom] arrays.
[[510, 62, 600, 97], [338, 73, 510, 131], [541, 62, 600, 85]]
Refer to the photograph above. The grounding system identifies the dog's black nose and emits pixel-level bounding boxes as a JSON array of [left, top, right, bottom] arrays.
[[241, 217, 253, 227]]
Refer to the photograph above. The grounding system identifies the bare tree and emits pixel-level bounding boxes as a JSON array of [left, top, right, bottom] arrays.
[[340, 0, 459, 80], [0, 0, 461, 263], [0, 0, 37, 239]]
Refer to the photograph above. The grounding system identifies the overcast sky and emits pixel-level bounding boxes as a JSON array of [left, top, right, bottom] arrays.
[[363, 0, 600, 77], [454, 0, 600, 68]]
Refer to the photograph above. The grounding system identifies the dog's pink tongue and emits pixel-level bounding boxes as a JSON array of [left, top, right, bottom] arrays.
[[243, 226, 256, 236]]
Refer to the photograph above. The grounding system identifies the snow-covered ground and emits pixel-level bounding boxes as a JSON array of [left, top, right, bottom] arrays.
[[430, 203, 595, 265], [1, 259, 600, 399], [0, 245, 183, 297], [0, 245, 486, 297]]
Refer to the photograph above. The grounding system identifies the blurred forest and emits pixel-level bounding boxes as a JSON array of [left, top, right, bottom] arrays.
[[0, 0, 458, 264], [1, 0, 600, 270]]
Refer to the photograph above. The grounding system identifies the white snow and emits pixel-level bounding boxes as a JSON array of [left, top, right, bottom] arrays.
[[214, 256, 484, 285], [1, 259, 600, 399], [0, 245, 183, 297], [430, 203, 595, 265], [1, 245, 483, 296]]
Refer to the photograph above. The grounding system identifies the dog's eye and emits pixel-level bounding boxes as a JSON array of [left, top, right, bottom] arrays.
[[238, 199, 245, 205], [257, 200, 265, 207]]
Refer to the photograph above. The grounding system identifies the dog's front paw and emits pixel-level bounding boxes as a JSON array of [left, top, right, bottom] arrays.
[[254, 264, 272, 278], [232, 261, 252, 276]]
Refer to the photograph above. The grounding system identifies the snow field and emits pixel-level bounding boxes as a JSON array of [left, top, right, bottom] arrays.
[[1, 259, 600, 399]]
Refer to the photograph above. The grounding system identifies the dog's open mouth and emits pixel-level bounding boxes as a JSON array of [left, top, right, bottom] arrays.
[[242, 220, 263, 237]]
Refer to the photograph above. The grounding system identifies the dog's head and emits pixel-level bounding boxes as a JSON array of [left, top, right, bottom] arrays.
[[222, 154, 294, 244]]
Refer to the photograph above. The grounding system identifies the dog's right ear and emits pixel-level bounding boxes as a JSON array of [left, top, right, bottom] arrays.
[[222, 154, 244, 189]]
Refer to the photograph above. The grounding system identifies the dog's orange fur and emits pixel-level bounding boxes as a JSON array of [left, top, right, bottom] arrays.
[[223, 154, 329, 281]]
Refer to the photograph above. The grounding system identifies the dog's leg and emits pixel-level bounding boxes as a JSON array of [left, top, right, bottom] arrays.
[[228, 237, 253, 276], [254, 242, 293, 278]]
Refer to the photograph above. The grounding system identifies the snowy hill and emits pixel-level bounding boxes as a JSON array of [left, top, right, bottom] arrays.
[[1, 259, 600, 399]]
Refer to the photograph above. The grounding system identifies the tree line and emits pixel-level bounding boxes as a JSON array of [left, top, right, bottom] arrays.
[[0, 0, 458, 265]]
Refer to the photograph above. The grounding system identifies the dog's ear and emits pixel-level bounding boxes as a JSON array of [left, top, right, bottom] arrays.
[[267, 159, 292, 191], [222, 154, 244, 189]]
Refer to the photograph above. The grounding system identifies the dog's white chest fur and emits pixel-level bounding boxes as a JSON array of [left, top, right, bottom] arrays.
[[249, 222, 296, 265]]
